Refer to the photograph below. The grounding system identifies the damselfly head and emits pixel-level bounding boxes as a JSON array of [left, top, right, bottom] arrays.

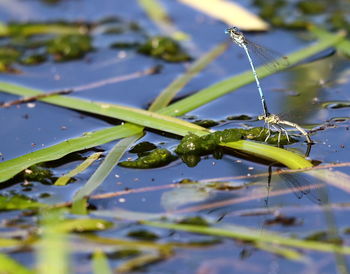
[[225, 27, 245, 46]]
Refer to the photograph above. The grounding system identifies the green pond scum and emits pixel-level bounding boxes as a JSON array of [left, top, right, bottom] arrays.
[[118, 148, 177, 169], [0, 19, 190, 72], [253, 0, 350, 31], [127, 229, 159, 241], [119, 128, 297, 169], [178, 216, 210, 227], [138, 36, 192, 62], [16, 164, 56, 185], [46, 34, 93, 61]]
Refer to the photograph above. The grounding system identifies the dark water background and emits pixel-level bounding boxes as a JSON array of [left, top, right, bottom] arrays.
[[1, 0, 350, 273]]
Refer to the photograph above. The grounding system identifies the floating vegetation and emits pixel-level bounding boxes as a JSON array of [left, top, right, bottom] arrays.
[[138, 36, 191, 62], [119, 127, 297, 169], [253, 0, 350, 31], [119, 148, 177, 169], [47, 34, 93, 61], [175, 128, 295, 167], [17, 165, 56, 185], [0, 19, 190, 72], [226, 114, 252, 121], [0, 46, 21, 73], [127, 229, 159, 241], [193, 119, 219, 128], [178, 216, 210, 227]]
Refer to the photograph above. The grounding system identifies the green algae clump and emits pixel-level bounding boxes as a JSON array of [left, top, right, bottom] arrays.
[[138, 36, 191, 62], [119, 148, 177, 169], [47, 34, 93, 61]]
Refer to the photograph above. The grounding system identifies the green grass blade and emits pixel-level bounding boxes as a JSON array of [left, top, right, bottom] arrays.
[[92, 250, 112, 274], [0, 82, 205, 136], [143, 221, 350, 255], [37, 210, 69, 274], [0, 253, 34, 274], [0, 124, 143, 182], [138, 0, 171, 26], [1, 83, 313, 171], [54, 152, 102, 186], [73, 133, 143, 201], [308, 26, 350, 56], [137, 0, 189, 40], [149, 42, 228, 111]]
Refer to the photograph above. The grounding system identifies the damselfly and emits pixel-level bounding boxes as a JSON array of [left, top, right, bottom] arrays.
[[225, 27, 312, 145]]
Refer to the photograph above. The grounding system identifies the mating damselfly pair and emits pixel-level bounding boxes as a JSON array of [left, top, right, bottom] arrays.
[[225, 27, 312, 145]]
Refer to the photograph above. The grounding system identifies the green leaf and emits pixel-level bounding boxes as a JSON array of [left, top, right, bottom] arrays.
[[0, 253, 34, 274], [0, 124, 143, 182], [54, 152, 102, 186], [143, 221, 350, 254], [56, 218, 114, 233], [92, 250, 112, 274], [73, 134, 143, 202]]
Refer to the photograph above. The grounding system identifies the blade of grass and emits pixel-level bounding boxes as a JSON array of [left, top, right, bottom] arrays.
[[72, 133, 143, 202], [0, 82, 312, 171], [308, 25, 350, 56], [0, 124, 143, 182], [0, 253, 34, 274], [37, 209, 70, 274], [143, 221, 350, 255], [0, 82, 206, 136], [149, 42, 228, 111], [92, 250, 112, 274], [138, 0, 189, 40], [54, 152, 102, 186]]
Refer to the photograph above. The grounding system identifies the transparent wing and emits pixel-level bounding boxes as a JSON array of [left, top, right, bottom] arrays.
[[280, 173, 322, 204], [245, 38, 289, 73]]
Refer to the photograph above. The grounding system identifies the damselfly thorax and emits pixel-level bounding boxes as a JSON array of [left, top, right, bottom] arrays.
[[225, 27, 246, 47]]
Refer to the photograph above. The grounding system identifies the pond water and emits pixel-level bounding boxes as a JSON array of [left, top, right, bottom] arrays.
[[0, 0, 350, 273]]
